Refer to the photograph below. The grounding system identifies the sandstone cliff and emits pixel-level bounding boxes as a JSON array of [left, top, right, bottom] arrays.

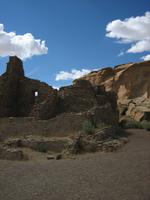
[[80, 61, 150, 121]]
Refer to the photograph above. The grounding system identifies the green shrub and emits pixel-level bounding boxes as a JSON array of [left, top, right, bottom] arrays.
[[122, 120, 150, 130], [123, 121, 142, 129], [82, 120, 95, 135], [141, 121, 150, 130]]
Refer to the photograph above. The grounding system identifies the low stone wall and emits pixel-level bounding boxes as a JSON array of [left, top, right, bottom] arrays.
[[0, 113, 85, 140]]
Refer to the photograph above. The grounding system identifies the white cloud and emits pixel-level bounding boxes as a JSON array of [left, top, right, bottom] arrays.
[[52, 86, 60, 90], [55, 69, 91, 81], [0, 23, 48, 60], [106, 12, 150, 60], [141, 54, 150, 61], [127, 40, 150, 53]]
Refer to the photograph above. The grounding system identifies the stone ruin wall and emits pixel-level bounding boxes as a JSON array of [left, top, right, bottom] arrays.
[[0, 56, 119, 139]]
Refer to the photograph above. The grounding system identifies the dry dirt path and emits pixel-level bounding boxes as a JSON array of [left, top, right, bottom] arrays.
[[0, 129, 150, 200]]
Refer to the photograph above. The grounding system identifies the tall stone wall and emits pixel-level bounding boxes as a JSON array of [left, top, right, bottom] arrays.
[[0, 56, 119, 138], [0, 56, 57, 118]]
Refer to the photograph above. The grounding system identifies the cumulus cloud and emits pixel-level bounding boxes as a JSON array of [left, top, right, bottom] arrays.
[[0, 23, 48, 60], [55, 69, 91, 81], [106, 12, 150, 60], [142, 54, 150, 61], [127, 40, 150, 53]]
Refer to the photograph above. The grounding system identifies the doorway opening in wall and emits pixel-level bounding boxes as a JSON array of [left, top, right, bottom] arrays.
[[35, 91, 39, 97]]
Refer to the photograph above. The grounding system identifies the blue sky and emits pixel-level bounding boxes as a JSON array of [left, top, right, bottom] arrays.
[[0, 0, 149, 88]]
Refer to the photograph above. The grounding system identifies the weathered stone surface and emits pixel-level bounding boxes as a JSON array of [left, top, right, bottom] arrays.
[[80, 60, 150, 121], [57, 79, 118, 126], [0, 114, 85, 140], [4, 136, 72, 153], [86, 104, 118, 126], [125, 99, 150, 121], [98, 137, 128, 152], [0, 145, 28, 160], [0, 56, 119, 142], [81, 61, 150, 102], [81, 67, 115, 89], [67, 127, 128, 154], [31, 89, 58, 119], [0, 56, 118, 123], [93, 127, 117, 141], [0, 56, 57, 118], [6, 56, 24, 76], [58, 80, 97, 113]]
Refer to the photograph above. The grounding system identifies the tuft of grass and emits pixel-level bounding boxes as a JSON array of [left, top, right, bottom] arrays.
[[122, 120, 150, 130], [141, 121, 150, 131], [82, 120, 95, 135], [123, 121, 142, 129]]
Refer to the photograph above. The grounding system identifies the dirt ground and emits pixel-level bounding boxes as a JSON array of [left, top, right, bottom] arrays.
[[0, 129, 150, 200]]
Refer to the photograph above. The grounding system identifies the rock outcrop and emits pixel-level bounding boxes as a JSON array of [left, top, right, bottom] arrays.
[[80, 61, 150, 121]]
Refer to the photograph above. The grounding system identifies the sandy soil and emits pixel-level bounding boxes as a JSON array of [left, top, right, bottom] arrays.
[[0, 129, 150, 200]]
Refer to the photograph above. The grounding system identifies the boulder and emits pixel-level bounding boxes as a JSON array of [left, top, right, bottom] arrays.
[[125, 99, 150, 121]]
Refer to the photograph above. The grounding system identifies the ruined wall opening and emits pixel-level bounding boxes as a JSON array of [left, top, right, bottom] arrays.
[[34, 91, 39, 104], [35, 91, 39, 97], [31, 90, 39, 105]]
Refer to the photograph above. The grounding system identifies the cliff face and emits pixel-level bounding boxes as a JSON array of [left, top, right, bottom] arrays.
[[80, 61, 150, 121], [82, 61, 150, 102]]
